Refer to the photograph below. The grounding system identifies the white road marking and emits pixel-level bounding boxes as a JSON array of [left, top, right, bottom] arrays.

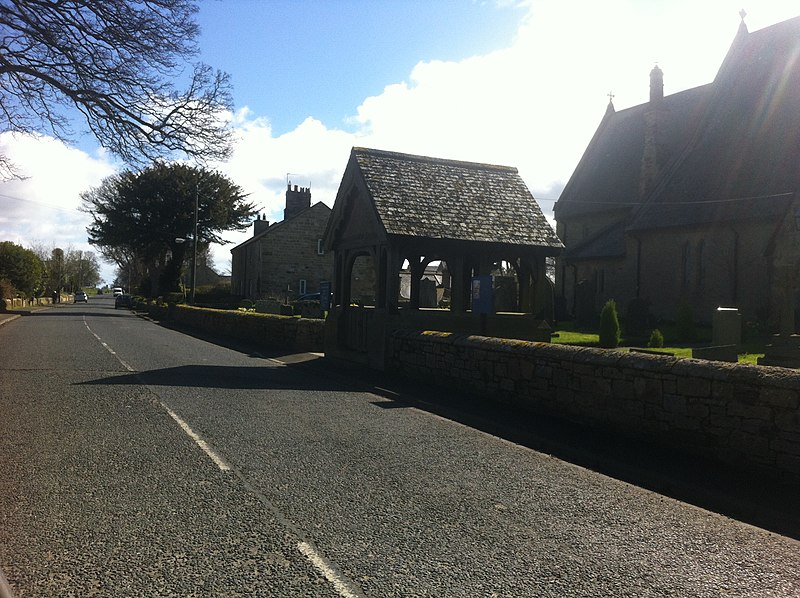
[[83, 317, 231, 473], [161, 404, 231, 472], [84, 317, 364, 595], [297, 541, 363, 598], [83, 318, 135, 372]]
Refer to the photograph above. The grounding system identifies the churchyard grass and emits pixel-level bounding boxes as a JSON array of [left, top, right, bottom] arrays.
[[552, 321, 766, 365]]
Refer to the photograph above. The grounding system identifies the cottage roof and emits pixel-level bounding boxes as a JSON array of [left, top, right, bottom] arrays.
[[231, 201, 330, 252], [349, 147, 562, 248]]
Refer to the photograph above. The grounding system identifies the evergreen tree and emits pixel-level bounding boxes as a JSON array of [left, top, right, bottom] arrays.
[[599, 299, 621, 348]]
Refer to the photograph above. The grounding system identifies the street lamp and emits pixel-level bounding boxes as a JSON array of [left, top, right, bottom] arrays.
[[190, 182, 199, 305]]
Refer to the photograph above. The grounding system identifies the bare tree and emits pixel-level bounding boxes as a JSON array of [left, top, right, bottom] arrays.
[[0, 0, 233, 177]]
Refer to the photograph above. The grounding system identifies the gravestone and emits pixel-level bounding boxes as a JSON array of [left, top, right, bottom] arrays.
[[712, 307, 741, 347], [419, 278, 438, 308]]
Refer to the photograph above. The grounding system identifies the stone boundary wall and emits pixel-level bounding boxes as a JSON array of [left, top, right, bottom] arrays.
[[1, 297, 56, 310], [389, 330, 800, 483], [140, 303, 324, 352]]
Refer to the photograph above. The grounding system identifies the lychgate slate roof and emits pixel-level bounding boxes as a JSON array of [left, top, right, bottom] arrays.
[[351, 147, 562, 249]]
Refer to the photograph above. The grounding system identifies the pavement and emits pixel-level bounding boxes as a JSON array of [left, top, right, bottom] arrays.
[[0, 313, 20, 327]]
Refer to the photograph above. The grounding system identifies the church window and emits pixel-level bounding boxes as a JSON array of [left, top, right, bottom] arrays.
[[695, 240, 705, 289], [681, 242, 692, 289]]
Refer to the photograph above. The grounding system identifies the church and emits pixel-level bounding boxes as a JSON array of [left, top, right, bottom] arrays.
[[554, 14, 800, 334]]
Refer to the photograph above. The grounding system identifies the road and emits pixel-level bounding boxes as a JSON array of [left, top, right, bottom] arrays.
[[1, 296, 798, 597]]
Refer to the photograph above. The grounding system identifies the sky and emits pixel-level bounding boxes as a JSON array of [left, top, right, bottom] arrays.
[[1, 0, 799, 285]]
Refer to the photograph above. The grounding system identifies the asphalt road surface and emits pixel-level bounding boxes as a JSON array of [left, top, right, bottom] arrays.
[[1, 297, 798, 597]]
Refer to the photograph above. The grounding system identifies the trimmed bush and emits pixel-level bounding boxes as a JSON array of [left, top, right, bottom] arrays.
[[648, 328, 664, 348], [599, 299, 621, 348]]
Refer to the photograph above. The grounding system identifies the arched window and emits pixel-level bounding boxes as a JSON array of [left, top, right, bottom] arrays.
[[681, 242, 692, 290], [695, 240, 705, 289]]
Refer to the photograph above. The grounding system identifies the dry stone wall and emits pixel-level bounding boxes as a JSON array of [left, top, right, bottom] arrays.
[[389, 330, 800, 483], [141, 303, 324, 352]]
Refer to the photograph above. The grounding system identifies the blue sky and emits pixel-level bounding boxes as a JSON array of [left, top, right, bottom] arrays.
[[1, 1, 798, 283], [196, 1, 528, 135]]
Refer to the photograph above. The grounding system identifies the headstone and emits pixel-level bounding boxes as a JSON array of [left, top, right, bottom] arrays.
[[419, 278, 438, 308], [712, 307, 741, 347]]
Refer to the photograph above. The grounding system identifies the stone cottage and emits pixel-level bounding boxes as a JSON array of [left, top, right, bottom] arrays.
[[230, 185, 332, 300]]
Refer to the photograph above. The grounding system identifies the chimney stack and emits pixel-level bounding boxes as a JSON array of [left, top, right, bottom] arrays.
[[641, 65, 665, 198], [254, 213, 270, 236], [649, 64, 663, 103], [284, 183, 311, 221]]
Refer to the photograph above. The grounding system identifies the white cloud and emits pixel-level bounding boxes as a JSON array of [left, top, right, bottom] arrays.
[[0, 132, 118, 280]]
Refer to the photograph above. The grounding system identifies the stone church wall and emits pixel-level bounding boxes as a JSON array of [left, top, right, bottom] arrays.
[[389, 330, 800, 483], [638, 223, 774, 323]]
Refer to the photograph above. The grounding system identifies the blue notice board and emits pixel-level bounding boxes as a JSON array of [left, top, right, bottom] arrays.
[[319, 281, 332, 310], [471, 276, 493, 314]]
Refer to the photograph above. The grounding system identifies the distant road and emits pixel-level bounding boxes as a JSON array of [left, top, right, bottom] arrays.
[[1, 296, 798, 596]]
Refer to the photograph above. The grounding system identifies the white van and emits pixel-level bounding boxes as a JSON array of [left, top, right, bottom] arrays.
[[112, 287, 124, 297]]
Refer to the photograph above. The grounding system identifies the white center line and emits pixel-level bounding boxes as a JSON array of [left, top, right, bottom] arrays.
[[83, 317, 135, 372], [161, 403, 231, 472], [83, 318, 364, 596], [83, 317, 231, 473], [297, 542, 364, 598]]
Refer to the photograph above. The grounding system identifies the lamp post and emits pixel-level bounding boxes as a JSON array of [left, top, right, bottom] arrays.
[[190, 182, 199, 305]]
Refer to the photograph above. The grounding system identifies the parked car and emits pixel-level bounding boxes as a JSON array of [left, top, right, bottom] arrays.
[[114, 294, 133, 309], [112, 287, 124, 297], [74, 291, 88, 303]]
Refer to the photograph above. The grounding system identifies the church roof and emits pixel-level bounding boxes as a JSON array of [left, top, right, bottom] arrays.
[[562, 220, 627, 261], [555, 15, 800, 236], [630, 15, 800, 231], [554, 84, 710, 220], [350, 147, 562, 248]]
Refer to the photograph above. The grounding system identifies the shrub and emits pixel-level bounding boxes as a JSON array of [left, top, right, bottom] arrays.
[[163, 292, 184, 305], [648, 328, 664, 348], [599, 299, 621, 348], [195, 283, 231, 300]]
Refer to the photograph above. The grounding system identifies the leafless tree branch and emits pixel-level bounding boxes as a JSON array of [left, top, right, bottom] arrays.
[[0, 0, 234, 179]]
